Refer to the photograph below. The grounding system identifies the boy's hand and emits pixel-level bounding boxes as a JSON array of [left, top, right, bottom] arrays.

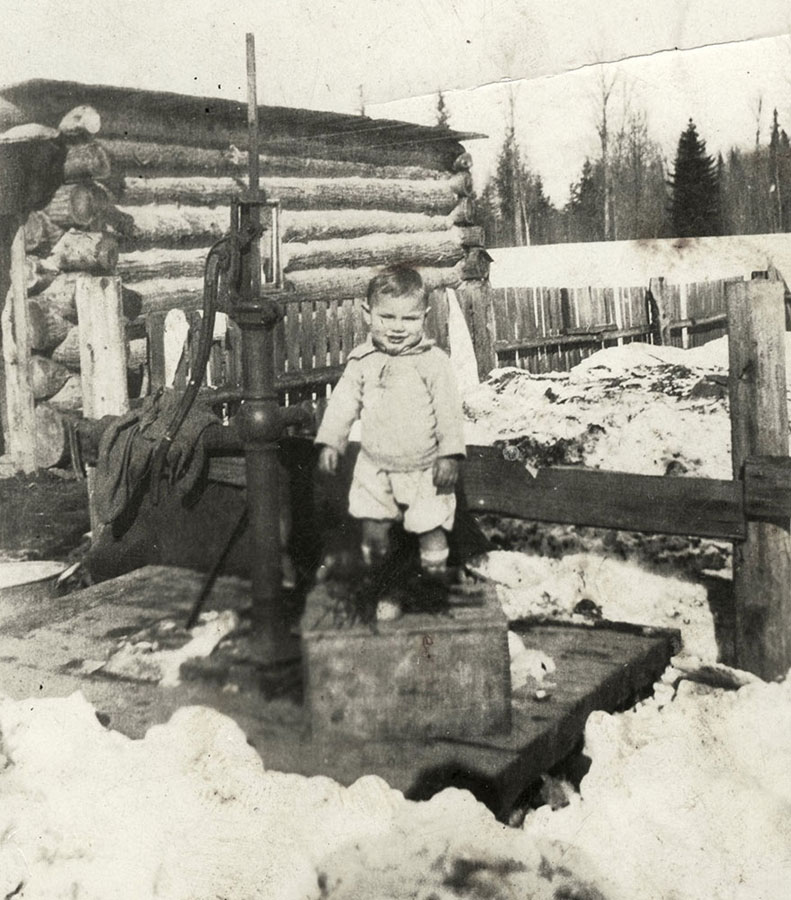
[[318, 446, 340, 475], [433, 456, 459, 493]]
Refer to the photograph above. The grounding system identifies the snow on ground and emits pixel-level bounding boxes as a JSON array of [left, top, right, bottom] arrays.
[[0, 692, 614, 900], [523, 670, 791, 900], [463, 334, 791, 478], [478, 550, 716, 660], [2, 336, 791, 898]]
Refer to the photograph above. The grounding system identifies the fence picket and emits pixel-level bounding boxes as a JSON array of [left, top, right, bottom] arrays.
[[300, 300, 315, 371], [327, 298, 341, 367]]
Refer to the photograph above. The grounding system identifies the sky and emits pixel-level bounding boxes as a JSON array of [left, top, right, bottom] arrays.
[[2, 1, 790, 203], [372, 32, 791, 203]]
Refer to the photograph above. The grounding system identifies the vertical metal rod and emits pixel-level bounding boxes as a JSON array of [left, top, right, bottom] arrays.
[[245, 33, 260, 193], [246, 33, 262, 297]]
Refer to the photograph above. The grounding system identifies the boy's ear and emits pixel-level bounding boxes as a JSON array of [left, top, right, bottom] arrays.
[[362, 302, 371, 325]]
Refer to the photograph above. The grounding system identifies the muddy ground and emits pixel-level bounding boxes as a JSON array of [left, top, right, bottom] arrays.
[[0, 470, 90, 562]]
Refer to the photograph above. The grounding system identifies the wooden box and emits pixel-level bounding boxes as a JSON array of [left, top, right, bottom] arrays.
[[300, 585, 511, 740]]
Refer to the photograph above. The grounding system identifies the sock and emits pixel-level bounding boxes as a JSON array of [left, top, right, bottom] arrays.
[[420, 547, 449, 574], [361, 543, 387, 567]]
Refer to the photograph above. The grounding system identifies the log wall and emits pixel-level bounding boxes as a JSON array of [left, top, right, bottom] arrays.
[[94, 95, 487, 399]]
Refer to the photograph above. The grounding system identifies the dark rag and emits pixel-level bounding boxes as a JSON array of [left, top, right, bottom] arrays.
[[93, 389, 219, 526]]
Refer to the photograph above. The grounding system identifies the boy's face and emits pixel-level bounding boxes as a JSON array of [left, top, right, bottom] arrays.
[[364, 291, 428, 355]]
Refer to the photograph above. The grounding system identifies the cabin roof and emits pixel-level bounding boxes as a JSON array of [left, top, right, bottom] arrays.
[[0, 79, 485, 150]]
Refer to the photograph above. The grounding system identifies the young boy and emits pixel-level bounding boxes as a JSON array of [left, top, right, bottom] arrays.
[[316, 266, 466, 579]]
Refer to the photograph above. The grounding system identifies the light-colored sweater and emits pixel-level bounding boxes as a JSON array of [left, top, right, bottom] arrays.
[[316, 337, 466, 472]]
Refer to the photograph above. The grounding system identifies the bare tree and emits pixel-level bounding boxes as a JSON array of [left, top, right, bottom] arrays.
[[594, 66, 619, 240]]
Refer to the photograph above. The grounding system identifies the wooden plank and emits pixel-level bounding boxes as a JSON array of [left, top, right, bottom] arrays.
[[490, 288, 512, 349], [144, 311, 168, 390], [340, 297, 355, 361], [425, 287, 450, 350], [327, 298, 341, 367], [463, 445, 746, 540], [678, 283, 689, 349], [727, 279, 791, 679], [285, 300, 301, 373], [351, 296, 365, 346], [648, 277, 672, 345], [576, 285, 594, 329], [313, 299, 328, 369], [299, 300, 315, 371], [0, 563, 675, 820], [1, 222, 35, 471], [75, 275, 130, 539], [744, 455, 791, 519], [302, 586, 510, 740], [494, 325, 645, 353], [455, 280, 496, 379]]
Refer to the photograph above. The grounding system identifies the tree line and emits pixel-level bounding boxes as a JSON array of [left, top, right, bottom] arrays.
[[455, 90, 791, 247]]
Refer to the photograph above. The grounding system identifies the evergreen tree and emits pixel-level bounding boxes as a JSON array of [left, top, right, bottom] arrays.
[[669, 119, 721, 237], [768, 108, 791, 232], [435, 91, 450, 129], [565, 158, 604, 241]]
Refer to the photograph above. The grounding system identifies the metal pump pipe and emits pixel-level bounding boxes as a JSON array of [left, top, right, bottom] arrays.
[[227, 34, 293, 653]]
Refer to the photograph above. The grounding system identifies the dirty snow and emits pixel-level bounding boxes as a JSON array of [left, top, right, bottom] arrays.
[[463, 334, 791, 478], [479, 550, 716, 660], [99, 610, 239, 686]]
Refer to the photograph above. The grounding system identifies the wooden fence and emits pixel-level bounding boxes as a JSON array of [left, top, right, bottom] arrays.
[[142, 284, 453, 405], [487, 278, 729, 374], [139, 275, 734, 409]]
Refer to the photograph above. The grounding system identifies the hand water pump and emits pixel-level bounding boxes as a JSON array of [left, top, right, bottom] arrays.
[[168, 34, 304, 656]]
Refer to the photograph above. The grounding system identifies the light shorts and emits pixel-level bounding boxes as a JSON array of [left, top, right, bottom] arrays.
[[348, 452, 456, 534]]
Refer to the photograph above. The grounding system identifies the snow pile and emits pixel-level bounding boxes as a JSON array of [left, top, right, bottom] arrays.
[[98, 610, 238, 686], [463, 334, 791, 478], [524, 671, 791, 900], [0, 692, 614, 900], [472, 550, 715, 659]]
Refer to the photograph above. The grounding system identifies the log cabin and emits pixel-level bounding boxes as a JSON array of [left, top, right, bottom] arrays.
[[0, 78, 490, 470]]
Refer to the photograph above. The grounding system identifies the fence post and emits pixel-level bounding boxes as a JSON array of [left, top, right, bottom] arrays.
[[727, 278, 791, 679], [648, 276, 672, 345], [455, 279, 497, 379], [678, 282, 689, 349], [75, 274, 129, 539], [1, 220, 36, 472]]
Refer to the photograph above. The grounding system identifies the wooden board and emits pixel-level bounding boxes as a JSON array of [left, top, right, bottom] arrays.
[[0, 222, 35, 471], [0, 564, 677, 819], [464, 445, 746, 540], [727, 279, 791, 679], [302, 584, 510, 740]]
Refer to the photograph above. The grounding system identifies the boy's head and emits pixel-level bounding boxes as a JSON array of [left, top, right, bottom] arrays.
[[364, 266, 428, 355]]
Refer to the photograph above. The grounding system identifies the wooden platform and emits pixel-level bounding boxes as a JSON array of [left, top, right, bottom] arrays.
[[0, 565, 678, 818]]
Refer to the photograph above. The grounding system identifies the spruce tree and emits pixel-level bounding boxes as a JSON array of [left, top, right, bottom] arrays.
[[435, 91, 450, 129], [566, 158, 605, 241], [669, 119, 721, 237]]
